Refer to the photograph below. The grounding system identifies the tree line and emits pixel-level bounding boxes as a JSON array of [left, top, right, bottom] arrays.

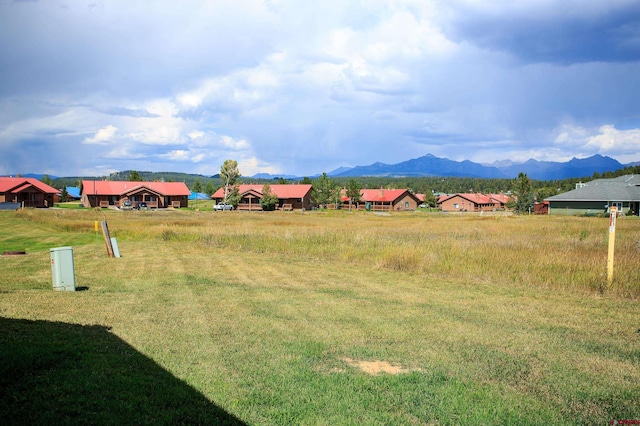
[[49, 163, 640, 207]]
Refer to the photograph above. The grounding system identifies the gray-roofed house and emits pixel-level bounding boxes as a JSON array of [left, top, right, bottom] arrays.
[[545, 175, 640, 216]]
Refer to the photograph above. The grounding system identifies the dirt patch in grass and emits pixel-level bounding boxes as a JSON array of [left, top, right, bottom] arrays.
[[342, 357, 416, 375]]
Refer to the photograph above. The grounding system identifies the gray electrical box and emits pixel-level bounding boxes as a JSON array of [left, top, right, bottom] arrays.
[[50, 246, 76, 291]]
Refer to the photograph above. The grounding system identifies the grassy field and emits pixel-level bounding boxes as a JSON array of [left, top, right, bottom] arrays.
[[1, 208, 639, 424]]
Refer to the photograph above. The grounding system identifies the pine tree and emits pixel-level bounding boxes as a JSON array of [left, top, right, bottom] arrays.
[[511, 172, 534, 214]]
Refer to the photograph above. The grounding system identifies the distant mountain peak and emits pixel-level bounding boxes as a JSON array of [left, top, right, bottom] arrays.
[[332, 153, 626, 180]]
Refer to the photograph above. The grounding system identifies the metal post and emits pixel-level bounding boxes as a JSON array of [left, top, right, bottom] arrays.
[[607, 206, 617, 287]]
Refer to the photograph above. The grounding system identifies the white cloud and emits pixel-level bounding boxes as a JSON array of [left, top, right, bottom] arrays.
[[160, 150, 191, 161], [548, 123, 640, 163], [83, 125, 117, 145], [219, 135, 250, 150], [586, 125, 640, 162], [188, 130, 205, 140], [238, 156, 280, 176], [127, 126, 183, 145]]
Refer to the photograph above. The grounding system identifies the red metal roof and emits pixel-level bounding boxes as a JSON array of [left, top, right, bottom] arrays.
[[212, 184, 312, 199], [489, 193, 510, 204], [81, 180, 190, 196], [0, 177, 59, 194]]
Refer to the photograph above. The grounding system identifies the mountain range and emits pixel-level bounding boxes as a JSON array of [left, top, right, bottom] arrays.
[[303, 154, 629, 181], [10, 154, 635, 182]]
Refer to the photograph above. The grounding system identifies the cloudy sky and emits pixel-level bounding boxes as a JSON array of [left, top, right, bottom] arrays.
[[1, 0, 639, 178]]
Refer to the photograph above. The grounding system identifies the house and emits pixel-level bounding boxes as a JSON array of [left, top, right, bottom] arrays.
[[489, 193, 510, 210], [342, 188, 420, 211], [438, 193, 511, 212], [211, 184, 313, 211], [80, 180, 190, 208], [0, 177, 59, 208], [545, 175, 640, 216]]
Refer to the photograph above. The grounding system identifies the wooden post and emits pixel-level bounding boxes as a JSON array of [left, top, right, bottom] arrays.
[[607, 206, 617, 287], [101, 219, 114, 257]]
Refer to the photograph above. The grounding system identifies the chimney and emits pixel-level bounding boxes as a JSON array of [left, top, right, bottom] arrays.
[[379, 187, 384, 199]]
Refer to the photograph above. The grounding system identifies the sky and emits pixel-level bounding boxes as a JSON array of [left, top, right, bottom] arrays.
[[1, 0, 640, 178]]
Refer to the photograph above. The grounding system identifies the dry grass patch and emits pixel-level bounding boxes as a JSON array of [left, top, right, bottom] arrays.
[[341, 357, 418, 375]]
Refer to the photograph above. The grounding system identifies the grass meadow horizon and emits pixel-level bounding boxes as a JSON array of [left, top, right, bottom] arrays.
[[1, 207, 639, 424]]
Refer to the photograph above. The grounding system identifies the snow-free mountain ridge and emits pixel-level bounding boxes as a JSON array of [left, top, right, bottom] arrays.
[[318, 154, 627, 180]]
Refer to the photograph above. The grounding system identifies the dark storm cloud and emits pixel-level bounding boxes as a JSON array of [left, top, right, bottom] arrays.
[[443, 1, 640, 64]]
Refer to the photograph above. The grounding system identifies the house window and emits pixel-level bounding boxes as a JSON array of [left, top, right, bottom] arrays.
[[453, 203, 459, 209], [610, 202, 622, 211], [405, 201, 409, 209]]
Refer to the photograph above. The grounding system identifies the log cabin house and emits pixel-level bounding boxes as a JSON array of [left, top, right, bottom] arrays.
[[211, 184, 313, 211], [341, 188, 421, 211], [0, 177, 58, 208], [438, 193, 511, 212], [80, 180, 190, 208]]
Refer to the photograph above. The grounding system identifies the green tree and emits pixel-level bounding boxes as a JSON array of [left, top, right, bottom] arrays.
[[192, 179, 202, 194], [330, 184, 343, 209], [227, 186, 241, 208], [423, 191, 437, 208], [205, 182, 215, 196], [535, 187, 557, 202], [61, 187, 69, 203], [345, 179, 362, 209], [220, 160, 241, 205], [312, 172, 335, 208], [128, 170, 143, 182], [260, 183, 279, 211], [300, 177, 312, 185], [510, 172, 534, 214], [41, 174, 53, 186]]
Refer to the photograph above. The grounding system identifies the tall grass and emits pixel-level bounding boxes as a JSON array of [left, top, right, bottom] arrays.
[[4, 209, 639, 298], [137, 211, 640, 298]]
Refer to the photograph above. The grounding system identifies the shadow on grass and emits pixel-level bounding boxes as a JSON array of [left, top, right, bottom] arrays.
[[0, 317, 246, 425]]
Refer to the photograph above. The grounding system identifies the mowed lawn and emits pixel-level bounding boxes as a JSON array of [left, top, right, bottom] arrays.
[[1, 208, 639, 425]]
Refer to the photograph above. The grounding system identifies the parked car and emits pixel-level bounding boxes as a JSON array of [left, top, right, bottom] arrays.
[[136, 202, 148, 210], [214, 202, 234, 211], [121, 201, 133, 210]]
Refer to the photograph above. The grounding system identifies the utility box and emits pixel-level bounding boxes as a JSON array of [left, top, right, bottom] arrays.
[[50, 246, 76, 291]]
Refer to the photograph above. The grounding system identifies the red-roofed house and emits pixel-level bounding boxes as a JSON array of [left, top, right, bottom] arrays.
[[342, 188, 420, 211], [0, 177, 59, 208], [438, 193, 511, 212], [211, 184, 313, 211], [489, 193, 511, 210], [80, 180, 190, 208]]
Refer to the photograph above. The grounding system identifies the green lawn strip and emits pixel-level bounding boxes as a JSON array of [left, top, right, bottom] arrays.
[[0, 212, 94, 253], [53, 202, 85, 209]]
